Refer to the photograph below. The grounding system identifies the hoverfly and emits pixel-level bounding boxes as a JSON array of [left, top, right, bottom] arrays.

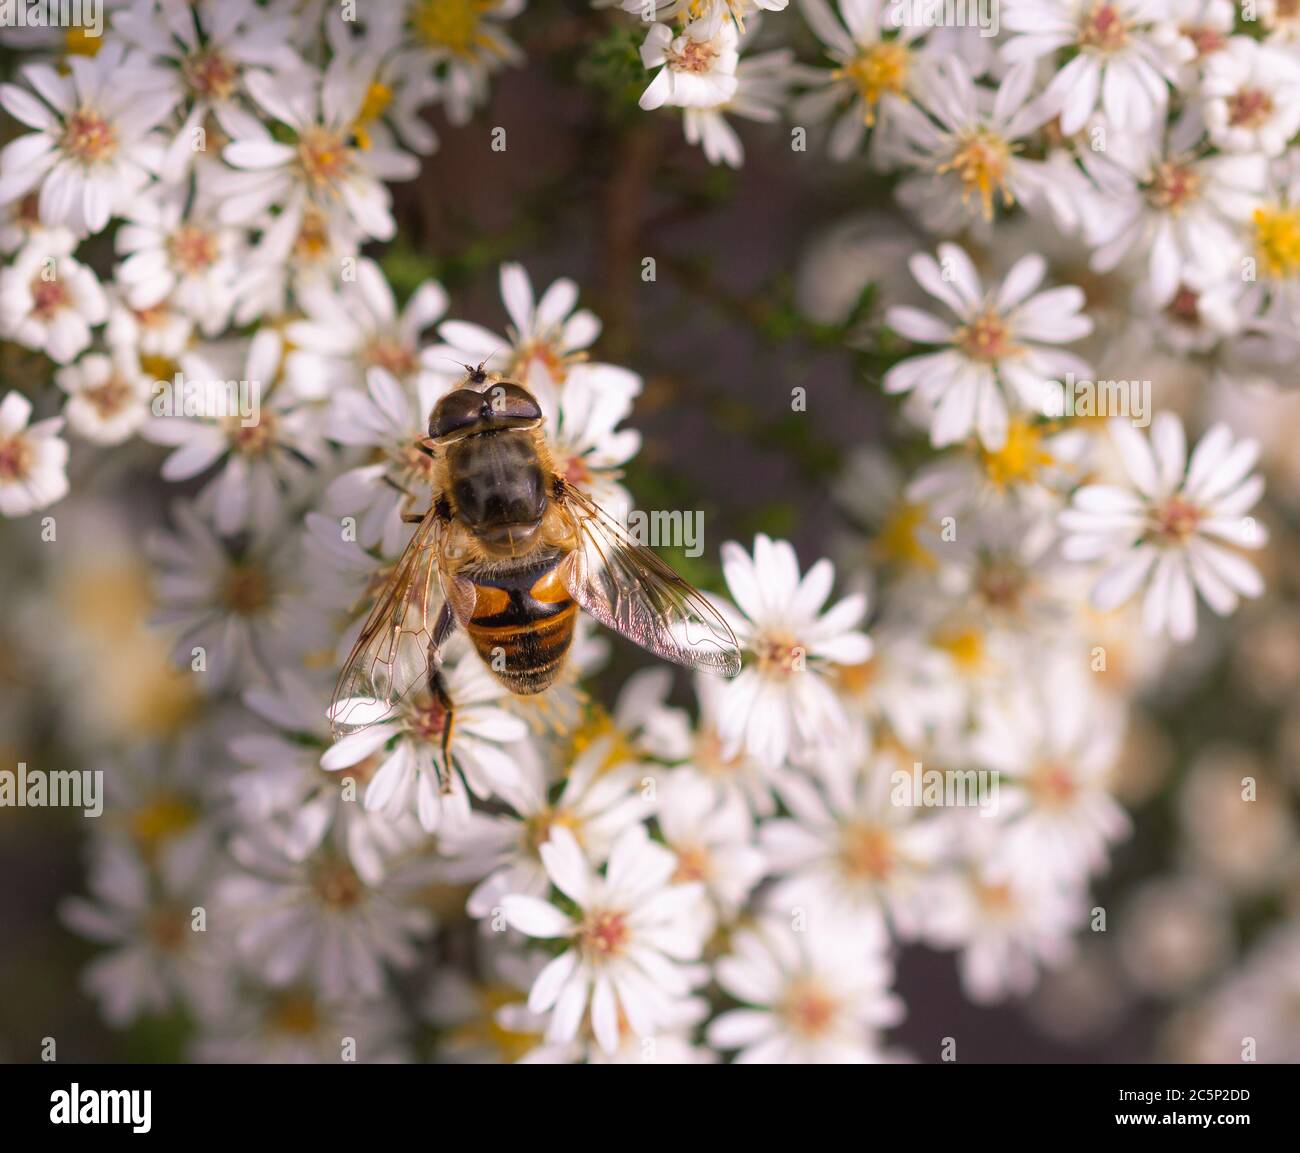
[[329, 366, 742, 782]]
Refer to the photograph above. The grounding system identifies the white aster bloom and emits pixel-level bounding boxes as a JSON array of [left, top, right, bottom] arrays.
[[501, 825, 710, 1056], [214, 59, 419, 242], [286, 257, 447, 398], [0, 390, 69, 517], [885, 243, 1093, 449], [1001, 0, 1178, 135], [0, 42, 174, 235], [0, 246, 108, 363], [639, 13, 741, 111], [322, 640, 530, 834], [707, 916, 904, 1063], [55, 344, 152, 445], [1060, 413, 1267, 641], [1201, 37, 1300, 158], [714, 534, 872, 768], [683, 47, 803, 168]]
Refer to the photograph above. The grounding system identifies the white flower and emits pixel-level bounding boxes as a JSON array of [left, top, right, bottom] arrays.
[[500, 825, 710, 1055], [106, 288, 193, 362], [1001, 0, 1176, 135], [715, 534, 872, 768], [887, 58, 1054, 232], [113, 185, 242, 336], [60, 836, 229, 1027], [286, 257, 447, 398], [0, 246, 108, 363], [439, 736, 653, 917], [213, 59, 419, 242], [322, 641, 530, 834], [55, 345, 152, 445], [112, 0, 301, 181], [0, 42, 174, 235], [970, 653, 1131, 880], [401, 0, 525, 126], [214, 831, 434, 1001], [707, 916, 904, 1063], [793, 0, 922, 159], [1084, 114, 1266, 308], [884, 243, 1093, 449], [639, 14, 740, 111], [0, 390, 69, 517], [655, 768, 766, 920], [1202, 37, 1300, 158], [759, 724, 948, 937], [1060, 413, 1267, 641], [683, 47, 801, 168], [143, 331, 326, 537]]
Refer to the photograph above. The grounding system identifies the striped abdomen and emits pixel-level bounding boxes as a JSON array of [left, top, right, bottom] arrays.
[[464, 553, 576, 694]]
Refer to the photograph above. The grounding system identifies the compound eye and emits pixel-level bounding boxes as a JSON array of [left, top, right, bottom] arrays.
[[429, 389, 485, 439], [483, 382, 542, 424]]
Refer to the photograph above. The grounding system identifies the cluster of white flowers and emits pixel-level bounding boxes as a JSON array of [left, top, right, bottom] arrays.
[[1, 0, 1295, 1065]]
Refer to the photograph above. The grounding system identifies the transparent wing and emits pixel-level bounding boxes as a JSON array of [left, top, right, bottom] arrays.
[[556, 480, 742, 676], [329, 511, 448, 736]]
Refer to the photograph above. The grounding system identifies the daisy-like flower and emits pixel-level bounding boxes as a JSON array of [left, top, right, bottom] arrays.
[[399, 0, 525, 126], [55, 344, 153, 445], [1201, 37, 1300, 158], [707, 916, 905, 1063], [639, 12, 741, 111], [439, 735, 652, 917], [146, 501, 306, 689], [793, 0, 922, 159], [0, 391, 70, 517], [112, 0, 300, 182], [759, 723, 947, 937], [60, 835, 230, 1027], [285, 258, 448, 398], [143, 330, 326, 537], [714, 534, 872, 769], [0, 246, 108, 363], [1083, 111, 1266, 308], [113, 185, 242, 336], [1060, 413, 1267, 641], [432, 263, 606, 394], [106, 290, 194, 365], [0, 41, 175, 235], [886, 57, 1054, 233], [884, 243, 1093, 450], [500, 825, 710, 1056], [214, 829, 435, 1001], [1001, 0, 1179, 135], [654, 768, 766, 921], [213, 58, 419, 242], [683, 47, 803, 168], [321, 639, 530, 834], [969, 653, 1131, 880]]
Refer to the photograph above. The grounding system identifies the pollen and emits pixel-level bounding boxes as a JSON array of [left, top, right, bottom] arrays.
[[874, 501, 935, 569], [226, 411, 278, 457], [82, 373, 136, 420], [29, 275, 70, 321], [413, 0, 492, 57], [754, 631, 804, 678], [672, 843, 712, 884], [351, 81, 393, 150], [1079, 2, 1130, 52], [168, 224, 221, 275], [955, 308, 1017, 363], [1253, 205, 1300, 279], [932, 626, 985, 673], [838, 40, 910, 126], [839, 823, 895, 882], [938, 128, 1015, 221], [668, 37, 720, 76], [580, 908, 630, 960], [63, 26, 103, 58], [1146, 162, 1201, 213], [1151, 494, 1203, 543], [980, 418, 1054, 488], [183, 48, 239, 101], [62, 106, 117, 163], [1226, 88, 1275, 130], [297, 126, 352, 189]]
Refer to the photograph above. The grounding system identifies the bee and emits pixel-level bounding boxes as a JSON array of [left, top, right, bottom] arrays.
[[329, 366, 742, 782]]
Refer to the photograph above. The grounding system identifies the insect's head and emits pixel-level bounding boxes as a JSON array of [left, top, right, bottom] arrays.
[[428, 379, 543, 442]]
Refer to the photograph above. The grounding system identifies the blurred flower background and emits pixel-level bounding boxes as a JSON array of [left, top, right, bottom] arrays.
[[0, 0, 1298, 1064]]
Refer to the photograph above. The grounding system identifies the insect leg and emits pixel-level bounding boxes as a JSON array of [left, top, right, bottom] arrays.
[[428, 603, 457, 794]]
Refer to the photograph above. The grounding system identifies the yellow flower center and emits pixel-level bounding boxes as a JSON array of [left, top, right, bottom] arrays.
[[1147, 162, 1201, 213], [297, 126, 352, 189], [1151, 494, 1202, 543], [781, 980, 839, 1039], [269, 990, 320, 1035], [1227, 88, 1274, 129], [129, 794, 198, 859], [312, 857, 365, 909], [351, 81, 393, 150], [1253, 205, 1300, 279], [932, 626, 985, 672], [0, 435, 34, 482], [413, 0, 492, 56], [580, 908, 630, 960], [62, 106, 117, 163], [938, 128, 1015, 221], [838, 823, 895, 882], [668, 37, 720, 76], [1028, 761, 1079, 809], [168, 224, 220, 275], [220, 563, 272, 615], [1079, 2, 1129, 51], [183, 48, 239, 101], [839, 40, 910, 126], [955, 308, 1017, 363], [29, 275, 70, 320], [64, 26, 103, 57], [980, 418, 1054, 488], [874, 501, 935, 569]]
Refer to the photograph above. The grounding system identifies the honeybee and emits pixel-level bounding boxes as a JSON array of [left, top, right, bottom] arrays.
[[329, 367, 741, 781]]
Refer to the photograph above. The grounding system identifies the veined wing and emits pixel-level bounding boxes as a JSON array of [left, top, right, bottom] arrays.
[[329, 511, 446, 736], [555, 479, 741, 676]]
